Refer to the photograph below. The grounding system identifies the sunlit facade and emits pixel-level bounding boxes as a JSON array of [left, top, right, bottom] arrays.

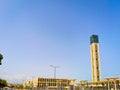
[[23, 77, 76, 90], [90, 35, 101, 82]]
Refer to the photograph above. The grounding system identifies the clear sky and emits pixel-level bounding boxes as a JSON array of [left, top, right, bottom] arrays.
[[0, 0, 120, 83]]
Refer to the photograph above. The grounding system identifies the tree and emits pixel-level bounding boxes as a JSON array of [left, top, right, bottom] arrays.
[[0, 53, 3, 65], [0, 79, 7, 88]]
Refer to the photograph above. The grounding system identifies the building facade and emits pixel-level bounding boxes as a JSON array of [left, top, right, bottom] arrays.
[[23, 78, 76, 90], [90, 35, 101, 82]]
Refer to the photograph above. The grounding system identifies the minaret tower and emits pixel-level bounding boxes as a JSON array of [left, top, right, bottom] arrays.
[[90, 35, 101, 82]]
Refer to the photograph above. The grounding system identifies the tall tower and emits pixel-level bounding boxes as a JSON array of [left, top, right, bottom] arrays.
[[90, 35, 101, 82]]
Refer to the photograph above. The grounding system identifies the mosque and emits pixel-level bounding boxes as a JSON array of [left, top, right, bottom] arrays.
[[78, 35, 120, 90], [23, 35, 120, 90]]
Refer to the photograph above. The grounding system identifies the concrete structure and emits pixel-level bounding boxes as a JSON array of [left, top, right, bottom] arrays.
[[23, 77, 76, 90], [76, 35, 120, 90], [77, 77, 120, 90], [23, 35, 120, 90], [90, 35, 101, 82]]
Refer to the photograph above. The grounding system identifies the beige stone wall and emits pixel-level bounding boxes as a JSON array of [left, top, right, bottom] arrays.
[[23, 78, 76, 90], [90, 43, 101, 82]]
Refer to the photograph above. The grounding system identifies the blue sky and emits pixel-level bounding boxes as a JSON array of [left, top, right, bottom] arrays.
[[0, 0, 120, 83]]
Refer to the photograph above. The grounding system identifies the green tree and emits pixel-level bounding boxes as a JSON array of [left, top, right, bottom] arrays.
[[0, 79, 7, 88], [0, 53, 3, 65]]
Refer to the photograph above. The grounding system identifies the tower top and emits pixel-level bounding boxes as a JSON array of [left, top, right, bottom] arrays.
[[90, 35, 99, 44]]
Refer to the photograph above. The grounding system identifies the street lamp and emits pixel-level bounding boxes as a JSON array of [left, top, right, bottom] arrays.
[[0, 53, 3, 65], [50, 65, 59, 78]]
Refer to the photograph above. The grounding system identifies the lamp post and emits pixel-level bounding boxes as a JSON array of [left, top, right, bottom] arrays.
[[50, 65, 59, 79]]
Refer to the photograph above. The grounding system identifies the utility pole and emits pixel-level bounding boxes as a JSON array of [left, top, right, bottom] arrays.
[[50, 65, 59, 78]]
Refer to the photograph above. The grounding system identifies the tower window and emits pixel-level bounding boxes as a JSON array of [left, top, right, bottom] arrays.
[[95, 50, 97, 52], [96, 66, 98, 69], [97, 76, 99, 79], [95, 44, 97, 48]]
